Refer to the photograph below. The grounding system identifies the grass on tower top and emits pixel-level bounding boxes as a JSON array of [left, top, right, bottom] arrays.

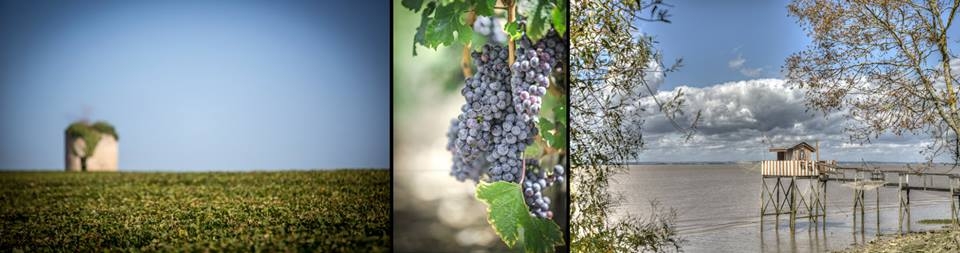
[[65, 121, 119, 157]]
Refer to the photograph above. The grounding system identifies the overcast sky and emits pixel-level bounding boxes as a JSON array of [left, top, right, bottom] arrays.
[[634, 1, 960, 162], [0, 1, 388, 171]]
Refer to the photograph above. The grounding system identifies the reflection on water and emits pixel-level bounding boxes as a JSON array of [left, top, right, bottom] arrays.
[[612, 165, 954, 253]]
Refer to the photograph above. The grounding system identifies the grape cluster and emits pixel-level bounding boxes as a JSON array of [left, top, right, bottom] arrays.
[[522, 159, 566, 219], [447, 118, 485, 182], [447, 44, 511, 182], [486, 111, 534, 182], [537, 29, 566, 74], [446, 28, 568, 219], [510, 29, 567, 123]]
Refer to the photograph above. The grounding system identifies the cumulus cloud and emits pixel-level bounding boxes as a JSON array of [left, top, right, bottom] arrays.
[[600, 58, 665, 107], [643, 59, 665, 93], [929, 57, 960, 91], [951, 58, 960, 74], [635, 79, 934, 162], [950, 58, 960, 81]]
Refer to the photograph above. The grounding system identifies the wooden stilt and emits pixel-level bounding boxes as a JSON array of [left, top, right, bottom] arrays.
[[775, 178, 782, 216], [854, 189, 866, 233], [876, 186, 880, 236], [790, 177, 797, 231], [953, 177, 959, 228], [761, 177, 766, 218], [906, 187, 911, 232], [898, 174, 903, 235], [860, 188, 867, 233], [853, 171, 862, 233], [851, 188, 860, 232], [906, 174, 911, 232], [822, 178, 827, 231], [806, 179, 813, 222]]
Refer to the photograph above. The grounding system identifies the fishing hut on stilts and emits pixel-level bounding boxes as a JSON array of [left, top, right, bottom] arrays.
[[760, 142, 830, 230], [759, 141, 960, 236]]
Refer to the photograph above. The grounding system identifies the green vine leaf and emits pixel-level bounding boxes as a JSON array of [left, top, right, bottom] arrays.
[[526, 0, 550, 40], [538, 88, 566, 150], [458, 21, 473, 45], [524, 140, 544, 158], [521, 213, 564, 253], [471, 0, 496, 16], [476, 182, 564, 253], [476, 182, 524, 246], [411, 2, 436, 56], [551, 102, 567, 150], [471, 31, 489, 51], [505, 21, 522, 40], [426, 2, 468, 48], [550, 0, 566, 35], [540, 116, 555, 134], [538, 116, 557, 149], [401, 0, 425, 12], [411, 1, 474, 56]]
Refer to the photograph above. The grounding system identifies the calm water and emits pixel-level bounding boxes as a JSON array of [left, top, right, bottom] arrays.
[[611, 165, 955, 253]]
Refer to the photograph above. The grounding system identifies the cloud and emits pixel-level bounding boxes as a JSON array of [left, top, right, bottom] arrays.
[[643, 59, 665, 93], [952, 58, 960, 73], [951, 58, 960, 80], [728, 53, 764, 78], [929, 57, 960, 90], [599, 58, 666, 108], [635, 78, 934, 162], [728, 55, 746, 69]]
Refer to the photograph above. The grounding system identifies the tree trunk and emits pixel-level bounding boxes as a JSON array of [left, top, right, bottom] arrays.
[[81, 157, 87, 172]]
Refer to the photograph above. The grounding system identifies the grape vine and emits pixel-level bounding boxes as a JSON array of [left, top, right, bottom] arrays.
[[402, 0, 568, 252]]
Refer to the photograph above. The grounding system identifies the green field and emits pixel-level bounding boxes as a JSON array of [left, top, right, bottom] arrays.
[[0, 170, 389, 252]]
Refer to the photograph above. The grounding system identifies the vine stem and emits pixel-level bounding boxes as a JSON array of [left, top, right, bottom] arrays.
[[520, 156, 527, 184], [461, 10, 477, 77], [506, 0, 516, 65]]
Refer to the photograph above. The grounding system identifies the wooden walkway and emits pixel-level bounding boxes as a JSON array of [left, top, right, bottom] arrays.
[[760, 161, 960, 234]]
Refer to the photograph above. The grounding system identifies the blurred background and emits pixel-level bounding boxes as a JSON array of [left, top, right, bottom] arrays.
[[393, 2, 567, 252]]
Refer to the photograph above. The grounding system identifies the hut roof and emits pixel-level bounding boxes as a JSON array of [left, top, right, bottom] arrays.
[[768, 142, 816, 153]]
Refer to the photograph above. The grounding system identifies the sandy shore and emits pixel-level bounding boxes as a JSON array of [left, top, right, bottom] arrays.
[[839, 228, 959, 252]]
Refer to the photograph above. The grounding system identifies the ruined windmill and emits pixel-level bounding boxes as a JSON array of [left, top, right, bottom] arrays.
[[64, 121, 119, 171]]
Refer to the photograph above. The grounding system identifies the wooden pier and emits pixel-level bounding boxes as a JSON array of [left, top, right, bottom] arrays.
[[759, 142, 960, 235]]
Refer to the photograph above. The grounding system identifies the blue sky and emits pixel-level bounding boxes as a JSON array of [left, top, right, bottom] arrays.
[[633, 1, 960, 162], [637, 0, 811, 89], [0, 0, 388, 171]]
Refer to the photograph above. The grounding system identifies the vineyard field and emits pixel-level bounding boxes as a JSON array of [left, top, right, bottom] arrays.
[[0, 170, 389, 252]]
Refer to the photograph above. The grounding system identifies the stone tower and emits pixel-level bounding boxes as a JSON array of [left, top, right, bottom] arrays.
[[64, 121, 119, 171]]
